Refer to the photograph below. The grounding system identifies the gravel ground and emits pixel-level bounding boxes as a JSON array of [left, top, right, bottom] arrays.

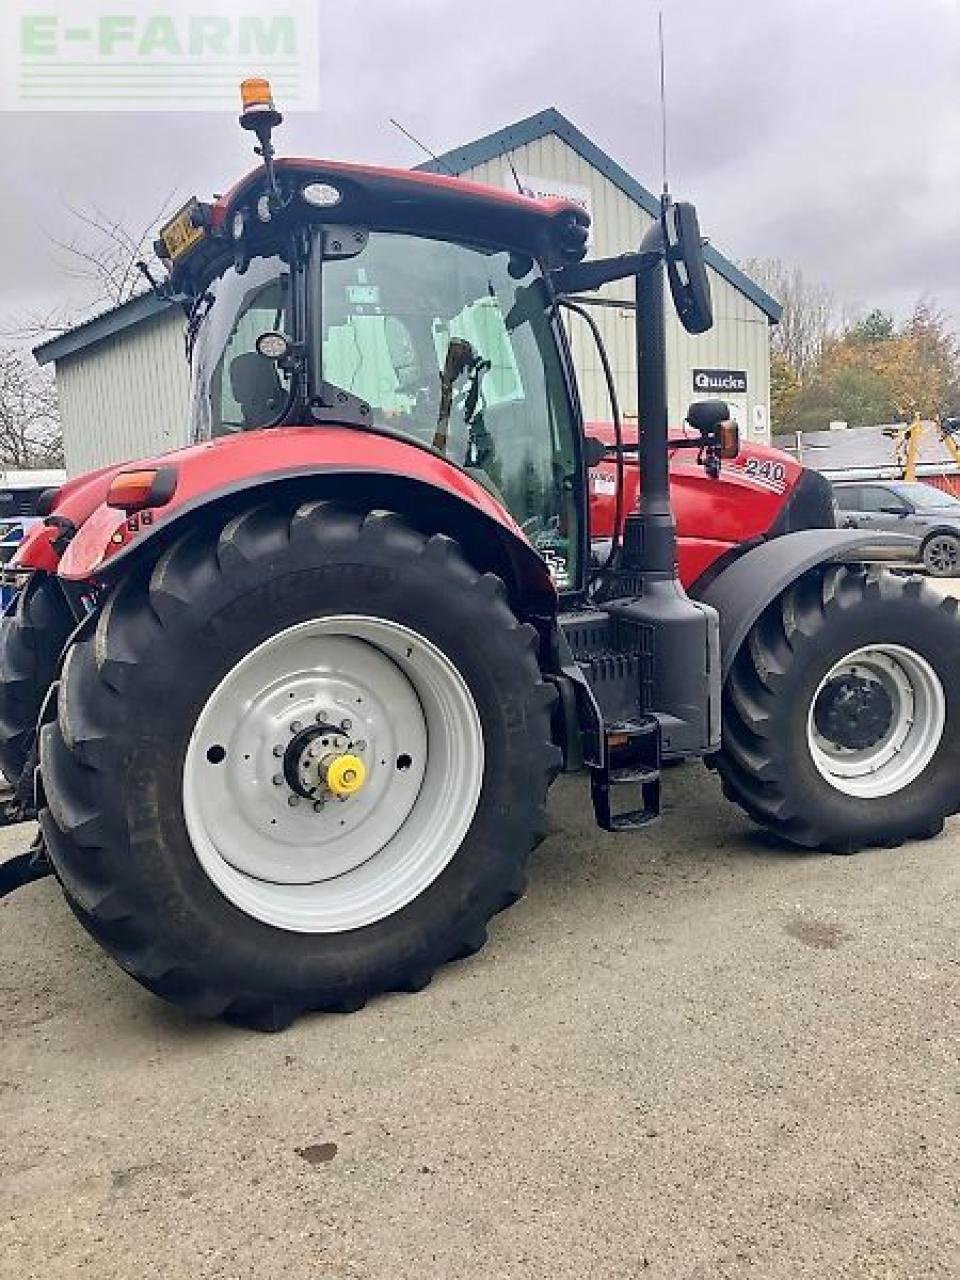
[[2, 761, 958, 1280]]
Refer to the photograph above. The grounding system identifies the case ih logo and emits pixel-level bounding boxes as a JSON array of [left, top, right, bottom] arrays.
[[693, 369, 748, 395], [0, 1, 318, 111]]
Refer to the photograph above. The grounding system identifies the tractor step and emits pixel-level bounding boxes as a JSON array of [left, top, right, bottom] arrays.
[[590, 716, 662, 832]]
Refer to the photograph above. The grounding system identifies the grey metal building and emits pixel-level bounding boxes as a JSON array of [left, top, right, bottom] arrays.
[[36, 108, 780, 476]]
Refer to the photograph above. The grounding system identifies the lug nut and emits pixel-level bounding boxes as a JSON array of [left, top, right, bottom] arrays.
[[313, 800, 325, 813], [272, 745, 283, 758], [273, 774, 284, 786], [291, 720, 302, 733], [316, 711, 327, 723], [288, 795, 300, 807], [341, 718, 352, 731], [354, 739, 367, 751]]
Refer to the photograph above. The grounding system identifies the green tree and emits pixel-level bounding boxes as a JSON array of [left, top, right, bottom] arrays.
[[849, 309, 895, 343]]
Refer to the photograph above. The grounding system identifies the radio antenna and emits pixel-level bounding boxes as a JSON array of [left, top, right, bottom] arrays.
[[505, 150, 524, 195], [658, 9, 669, 197], [388, 117, 457, 176]]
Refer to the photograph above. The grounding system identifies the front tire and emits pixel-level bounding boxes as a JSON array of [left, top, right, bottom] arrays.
[[715, 566, 960, 851], [40, 503, 560, 1028]]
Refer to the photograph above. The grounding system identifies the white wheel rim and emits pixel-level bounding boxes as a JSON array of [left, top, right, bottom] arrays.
[[806, 644, 945, 798], [183, 616, 484, 932]]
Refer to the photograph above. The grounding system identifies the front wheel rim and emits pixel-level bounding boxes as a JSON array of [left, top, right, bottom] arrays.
[[925, 537, 959, 574], [183, 616, 484, 933], [806, 644, 946, 798]]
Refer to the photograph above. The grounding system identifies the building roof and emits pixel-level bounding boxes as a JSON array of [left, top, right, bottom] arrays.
[[784, 423, 960, 479], [34, 289, 174, 367], [416, 107, 782, 323], [35, 106, 781, 368]]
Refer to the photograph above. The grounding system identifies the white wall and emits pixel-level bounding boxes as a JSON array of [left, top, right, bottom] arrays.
[[57, 310, 190, 476]]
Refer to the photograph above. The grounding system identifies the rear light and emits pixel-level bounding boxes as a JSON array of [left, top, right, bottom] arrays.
[[719, 421, 740, 459], [106, 466, 177, 513]]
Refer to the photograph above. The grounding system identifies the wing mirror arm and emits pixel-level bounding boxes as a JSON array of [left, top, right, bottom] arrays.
[[551, 249, 660, 296]]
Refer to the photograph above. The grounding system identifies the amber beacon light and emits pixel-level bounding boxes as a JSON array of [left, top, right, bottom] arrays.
[[240, 78, 282, 131]]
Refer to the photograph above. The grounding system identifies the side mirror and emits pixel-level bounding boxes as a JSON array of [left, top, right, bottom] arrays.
[[583, 436, 607, 468], [685, 399, 740, 473], [663, 201, 713, 335], [686, 399, 728, 432]]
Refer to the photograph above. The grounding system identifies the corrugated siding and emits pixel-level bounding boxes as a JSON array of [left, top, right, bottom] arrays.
[[57, 310, 190, 475], [921, 473, 960, 498], [461, 134, 772, 441]]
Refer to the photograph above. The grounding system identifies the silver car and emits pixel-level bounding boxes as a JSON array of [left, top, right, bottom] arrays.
[[833, 480, 960, 576]]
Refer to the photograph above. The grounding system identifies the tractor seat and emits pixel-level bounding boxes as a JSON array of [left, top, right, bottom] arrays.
[[230, 351, 286, 427]]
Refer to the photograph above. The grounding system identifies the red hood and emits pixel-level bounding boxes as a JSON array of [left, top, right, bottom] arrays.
[[585, 421, 812, 586]]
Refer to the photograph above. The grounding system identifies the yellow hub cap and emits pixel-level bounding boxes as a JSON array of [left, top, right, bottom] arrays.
[[325, 753, 367, 797]]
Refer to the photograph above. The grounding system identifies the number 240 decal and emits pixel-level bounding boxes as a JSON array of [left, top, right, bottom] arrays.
[[742, 458, 786, 483]]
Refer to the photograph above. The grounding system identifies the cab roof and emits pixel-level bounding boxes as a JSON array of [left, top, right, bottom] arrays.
[[212, 157, 590, 264]]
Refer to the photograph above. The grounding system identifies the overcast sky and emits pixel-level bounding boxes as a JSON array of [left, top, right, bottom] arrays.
[[5, 0, 959, 337]]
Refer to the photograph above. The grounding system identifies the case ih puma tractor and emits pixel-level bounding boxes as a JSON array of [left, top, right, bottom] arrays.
[[1, 81, 957, 1029]]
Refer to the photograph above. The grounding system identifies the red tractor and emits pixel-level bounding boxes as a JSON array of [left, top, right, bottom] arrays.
[[1, 82, 957, 1029]]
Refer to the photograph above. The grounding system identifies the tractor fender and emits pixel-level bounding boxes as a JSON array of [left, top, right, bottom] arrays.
[[60, 464, 559, 616], [689, 528, 920, 680]]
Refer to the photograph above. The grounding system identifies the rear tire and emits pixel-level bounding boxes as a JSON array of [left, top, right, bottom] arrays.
[[39, 503, 560, 1028], [715, 566, 960, 852], [922, 532, 960, 577], [0, 573, 72, 786]]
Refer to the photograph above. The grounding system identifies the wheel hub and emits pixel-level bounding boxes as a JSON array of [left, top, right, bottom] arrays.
[[806, 644, 946, 799], [812, 672, 894, 750], [282, 722, 364, 800]]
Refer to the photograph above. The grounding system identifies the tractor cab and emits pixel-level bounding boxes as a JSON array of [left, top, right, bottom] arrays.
[[156, 80, 719, 606], [178, 179, 588, 589]]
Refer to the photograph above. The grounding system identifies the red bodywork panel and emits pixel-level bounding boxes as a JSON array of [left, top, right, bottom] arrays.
[[586, 424, 806, 588], [13, 428, 529, 582], [15, 418, 808, 597]]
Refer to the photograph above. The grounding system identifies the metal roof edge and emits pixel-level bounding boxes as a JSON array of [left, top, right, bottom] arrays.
[[33, 290, 175, 366], [420, 107, 782, 324]]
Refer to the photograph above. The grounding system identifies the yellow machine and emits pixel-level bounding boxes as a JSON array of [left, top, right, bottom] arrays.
[[887, 414, 960, 482]]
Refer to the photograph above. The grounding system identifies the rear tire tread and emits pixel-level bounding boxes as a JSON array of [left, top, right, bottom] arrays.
[[41, 501, 558, 1030]]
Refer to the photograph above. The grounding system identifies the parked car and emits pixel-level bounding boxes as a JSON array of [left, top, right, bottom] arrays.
[[833, 480, 960, 576], [0, 471, 66, 612]]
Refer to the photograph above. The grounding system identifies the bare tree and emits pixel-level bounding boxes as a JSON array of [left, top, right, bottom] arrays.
[[0, 348, 62, 467], [0, 198, 176, 469], [5, 194, 177, 342], [50, 197, 176, 312], [742, 257, 836, 380]]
